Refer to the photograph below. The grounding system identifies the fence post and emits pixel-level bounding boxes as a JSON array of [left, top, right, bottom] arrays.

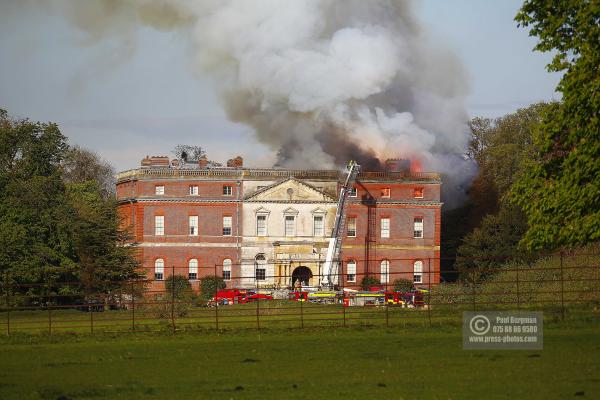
[[131, 280, 136, 331], [385, 263, 389, 328], [560, 251, 565, 321], [170, 265, 176, 332], [471, 271, 476, 312], [427, 258, 432, 327], [46, 276, 52, 335], [300, 294, 304, 329], [4, 272, 10, 336], [341, 260, 346, 328], [255, 279, 261, 332], [214, 264, 219, 330], [516, 261, 520, 310], [90, 290, 94, 334]]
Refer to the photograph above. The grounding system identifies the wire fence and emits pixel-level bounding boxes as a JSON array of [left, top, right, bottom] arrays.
[[1, 252, 599, 335]]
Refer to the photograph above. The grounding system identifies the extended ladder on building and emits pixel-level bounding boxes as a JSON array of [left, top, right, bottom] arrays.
[[321, 160, 361, 288]]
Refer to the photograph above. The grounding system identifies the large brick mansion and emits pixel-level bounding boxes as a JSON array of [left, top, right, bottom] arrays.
[[116, 155, 442, 290]]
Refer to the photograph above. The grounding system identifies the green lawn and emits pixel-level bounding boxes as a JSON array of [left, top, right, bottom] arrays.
[[1, 316, 599, 399]]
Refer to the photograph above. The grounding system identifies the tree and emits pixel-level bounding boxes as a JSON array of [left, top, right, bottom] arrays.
[[393, 279, 414, 292], [0, 110, 140, 299], [443, 104, 547, 277], [513, 1, 600, 249], [360, 276, 381, 290], [455, 205, 532, 281], [62, 146, 115, 198], [199, 275, 226, 302]]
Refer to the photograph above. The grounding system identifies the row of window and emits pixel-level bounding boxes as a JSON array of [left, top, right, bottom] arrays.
[[346, 260, 424, 283], [154, 258, 424, 283], [154, 258, 232, 281], [346, 217, 423, 238], [348, 187, 424, 199], [154, 185, 424, 199], [154, 215, 424, 238], [155, 185, 233, 196]]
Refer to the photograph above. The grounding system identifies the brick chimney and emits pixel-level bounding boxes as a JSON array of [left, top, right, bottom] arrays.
[[198, 155, 208, 169], [141, 155, 170, 168], [233, 156, 243, 168]]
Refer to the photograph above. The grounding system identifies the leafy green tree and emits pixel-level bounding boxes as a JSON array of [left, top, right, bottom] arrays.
[[199, 275, 226, 302], [392, 279, 414, 292], [62, 146, 115, 198], [360, 275, 381, 290], [513, 1, 600, 249], [455, 205, 533, 280], [165, 275, 194, 299], [445, 104, 547, 277], [67, 181, 140, 295], [0, 110, 140, 300]]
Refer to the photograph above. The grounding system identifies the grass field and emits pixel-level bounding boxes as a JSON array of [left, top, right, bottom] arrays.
[[1, 313, 599, 400]]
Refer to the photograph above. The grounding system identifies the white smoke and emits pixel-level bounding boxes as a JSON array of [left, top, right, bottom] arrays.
[[9, 0, 476, 199]]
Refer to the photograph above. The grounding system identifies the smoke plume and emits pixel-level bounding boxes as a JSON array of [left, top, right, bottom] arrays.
[[11, 0, 477, 204]]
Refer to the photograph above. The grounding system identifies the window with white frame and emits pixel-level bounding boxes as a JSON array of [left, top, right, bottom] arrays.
[[285, 215, 296, 236], [347, 217, 356, 237], [414, 187, 424, 198], [255, 254, 266, 281], [414, 217, 423, 238], [188, 259, 198, 280], [154, 259, 164, 280], [155, 185, 165, 195], [223, 185, 232, 196], [313, 215, 324, 236], [380, 259, 390, 284], [189, 185, 199, 195], [346, 260, 357, 283], [381, 217, 390, 238], [256, 215, 267, 236], [189, 215, 198, 236], [223, 216, 232, 236], [222, 258, 232, 281], [349, 187, 357, 197], [155, 215, 164, 236], [413, 260, 423, 283], [381, 187, 391, 198]]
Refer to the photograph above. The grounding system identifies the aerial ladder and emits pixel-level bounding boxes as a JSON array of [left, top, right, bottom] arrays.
[[321, 160, 361, 288]]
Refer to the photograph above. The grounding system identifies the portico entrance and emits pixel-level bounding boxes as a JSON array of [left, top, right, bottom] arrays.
[[291, 266, 313, 287]]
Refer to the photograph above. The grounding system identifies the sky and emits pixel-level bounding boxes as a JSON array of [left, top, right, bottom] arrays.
[[0, 0, 561, 172]]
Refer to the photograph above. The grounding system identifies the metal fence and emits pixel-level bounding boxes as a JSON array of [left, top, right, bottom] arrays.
[[1, 252, 599, 335]]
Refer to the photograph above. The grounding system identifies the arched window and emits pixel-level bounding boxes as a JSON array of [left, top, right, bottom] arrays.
[[380, 260, 390, 284], [255, 254, 266, 281], [188, 259, 198, 280], [154, 259, 164, 281], [413, 260, 423, 284], [346, 260, 356, 283], [223, 258, 232, 281]]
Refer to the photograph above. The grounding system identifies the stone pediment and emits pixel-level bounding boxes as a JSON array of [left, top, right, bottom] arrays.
[[245, 178, 335, 202]]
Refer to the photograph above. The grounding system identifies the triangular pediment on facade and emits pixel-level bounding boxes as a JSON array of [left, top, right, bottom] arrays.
[[245, 177, 335, 202], [311, 207, 328, 215]]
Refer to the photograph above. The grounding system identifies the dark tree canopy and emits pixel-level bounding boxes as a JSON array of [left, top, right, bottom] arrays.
[[513, 0, 600, 249], [0, 110, 139, 297]]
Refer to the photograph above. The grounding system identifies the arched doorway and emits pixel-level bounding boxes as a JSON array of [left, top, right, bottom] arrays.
[[292, 266, 313, 287]]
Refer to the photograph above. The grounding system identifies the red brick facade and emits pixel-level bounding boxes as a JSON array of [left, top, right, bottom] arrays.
[[116, 157, 442, 290]]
